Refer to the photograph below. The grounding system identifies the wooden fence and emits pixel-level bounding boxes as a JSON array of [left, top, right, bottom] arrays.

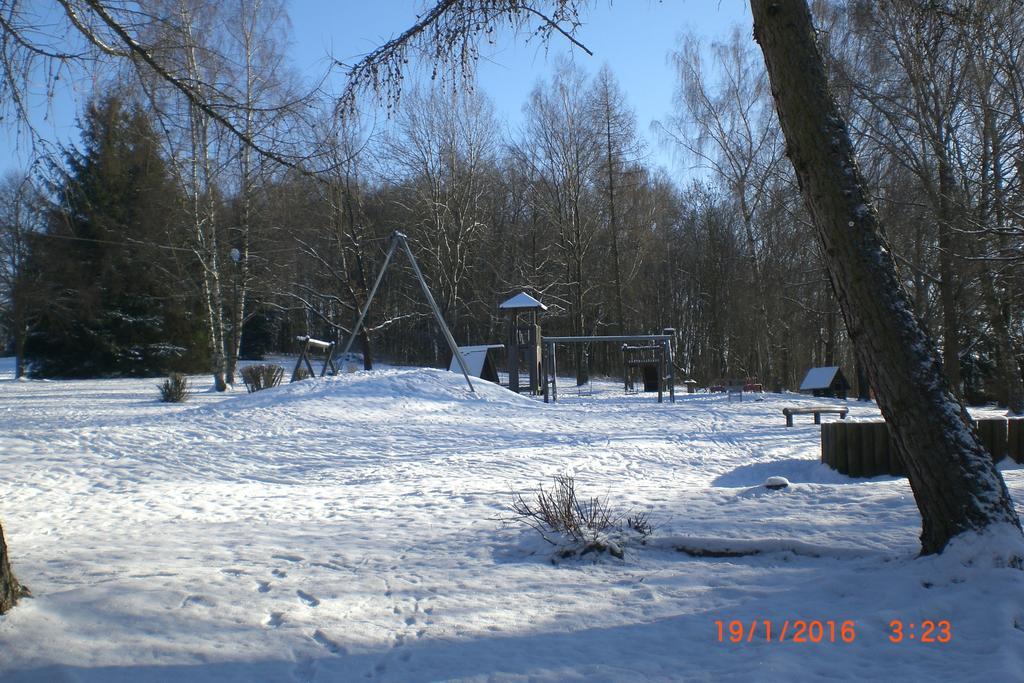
[[821, 418, 1024, 478]]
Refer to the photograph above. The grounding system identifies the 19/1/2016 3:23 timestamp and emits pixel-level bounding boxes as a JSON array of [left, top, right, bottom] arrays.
[[715, 620, 857, 643], [715, 619, 953, 644]]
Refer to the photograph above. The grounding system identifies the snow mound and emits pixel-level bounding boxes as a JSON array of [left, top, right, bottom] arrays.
[[196, 367, 537, 417]]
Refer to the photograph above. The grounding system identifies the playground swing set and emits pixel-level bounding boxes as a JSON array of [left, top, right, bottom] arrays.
[[290, 231, 475, 392], [539, 334, 675, 404], [289, 230, 676, 403]]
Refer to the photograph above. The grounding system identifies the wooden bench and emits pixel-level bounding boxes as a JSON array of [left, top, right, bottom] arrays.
[[783, 406, 848, 427]]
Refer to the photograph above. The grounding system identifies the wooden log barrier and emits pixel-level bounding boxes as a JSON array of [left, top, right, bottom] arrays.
[[1010, 418, 1024, 464], [976, 417, 1007, 463], [833, 421, 848, 475], [867, 421, 887, 476], [821, 419, 1008, 477], [846, 421, 862, 478], [821, 419, 834, 468]]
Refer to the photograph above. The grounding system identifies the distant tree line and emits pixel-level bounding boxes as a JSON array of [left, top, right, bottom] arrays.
[[0, 0, 1021, 411]]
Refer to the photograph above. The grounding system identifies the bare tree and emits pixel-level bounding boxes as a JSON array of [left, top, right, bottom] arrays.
[[663, 28, 789, 382], [588, 64, 642, 334], [519, 61, 600, 383], [387, 87, 499, 343], [751, 0, 1022, 558], [220, 0, 296, 383]]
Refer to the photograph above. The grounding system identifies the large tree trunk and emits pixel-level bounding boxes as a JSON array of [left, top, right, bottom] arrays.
[[1, 520, 28, 614], [750, 0, 1022, 556]]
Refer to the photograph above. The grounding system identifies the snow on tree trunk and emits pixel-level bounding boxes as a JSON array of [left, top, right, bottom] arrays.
[[0, 520, 27, 614], [750, 0, 1023, 557]]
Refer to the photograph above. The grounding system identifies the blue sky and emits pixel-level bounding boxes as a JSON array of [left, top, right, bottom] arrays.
[[1, 1, 752, 176]]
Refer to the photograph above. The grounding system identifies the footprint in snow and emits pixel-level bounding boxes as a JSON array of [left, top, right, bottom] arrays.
[[297, 590, 320, 607], [312, 629, 346, 655], [263, 611, 284, 628], [256, 581, 271, 593], [272, 568, 288, 578], [272, 554, 304, 563], [181, 595, 215, 608]]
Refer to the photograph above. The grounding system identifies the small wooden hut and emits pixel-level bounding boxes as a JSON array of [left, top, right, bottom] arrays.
[[799, 366, 850, 399], [449, 345, 504, 383]]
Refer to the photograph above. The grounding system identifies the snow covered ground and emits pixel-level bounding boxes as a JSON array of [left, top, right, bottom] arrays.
[[1, 356, 1023, 682]]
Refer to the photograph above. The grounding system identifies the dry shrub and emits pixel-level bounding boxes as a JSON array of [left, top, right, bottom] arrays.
[[509, 473, 653, 559], [241, 364, 284, 393], [157, 373, 191, 403], [292, 365, 312, 382]]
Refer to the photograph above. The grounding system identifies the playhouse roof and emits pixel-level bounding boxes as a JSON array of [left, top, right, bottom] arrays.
[[799, 366, 843, 391], [448, 345, 504, 378], [499, 292, 547, 311]]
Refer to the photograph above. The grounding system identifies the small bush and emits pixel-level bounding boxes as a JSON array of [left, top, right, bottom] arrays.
[[509, 474, 653, 559], [158, 373, 191, 403], [242, 363, 284, 393], [292, 365, 312, 382]]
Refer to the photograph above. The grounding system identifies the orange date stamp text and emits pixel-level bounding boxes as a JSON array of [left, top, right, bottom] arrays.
[[714, 619, 857, 643]]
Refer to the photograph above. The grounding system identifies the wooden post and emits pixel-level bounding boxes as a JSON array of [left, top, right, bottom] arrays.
[[846, 422, 862, 477], [291, 337, 317, 382], [320, 341, 338, 377], [821, 422, 834, 467], [541, 341, 549, 403], [833, 422, 848, 474], [863, 423, 879, 477], [528, 319, 541, 394], [661, 329, 676, 403], [870, 422, 888, 477], [657, 344, 664, 404], [507, 314, 519, 393], [1009, 419, 1024, 464], [975, 418, 1007, 463], [549, 341, 558, 402]]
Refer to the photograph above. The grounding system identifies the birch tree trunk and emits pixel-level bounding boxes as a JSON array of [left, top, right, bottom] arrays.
[[750, 0, 1023, 556]]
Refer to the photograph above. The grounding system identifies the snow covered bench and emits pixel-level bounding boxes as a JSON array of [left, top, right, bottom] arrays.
[[782, 406, 848, 427]]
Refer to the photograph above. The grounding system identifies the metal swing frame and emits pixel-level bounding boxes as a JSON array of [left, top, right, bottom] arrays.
[[325, 231, 475, 393], [541, 334, 675, 404]]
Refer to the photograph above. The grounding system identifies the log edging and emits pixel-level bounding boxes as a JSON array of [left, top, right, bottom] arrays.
[[821, 417, 1022, 477]]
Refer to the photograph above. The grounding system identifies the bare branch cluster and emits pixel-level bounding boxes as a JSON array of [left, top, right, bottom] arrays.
[[509, 473, 653, 559], [337, 0, 589, 116]]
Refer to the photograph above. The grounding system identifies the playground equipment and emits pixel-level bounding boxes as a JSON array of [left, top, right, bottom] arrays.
[[542, 332, 676, 403], [500, 292, 546, 394], [448, 345, 503, 383], [329, 231, 475, 393], [622, 343, 664, 394], [291, 336, 338, 381]]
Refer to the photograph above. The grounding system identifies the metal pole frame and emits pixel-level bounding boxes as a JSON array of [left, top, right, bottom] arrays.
[[335, 231, 475, 393], [540, 334, 675, 403]]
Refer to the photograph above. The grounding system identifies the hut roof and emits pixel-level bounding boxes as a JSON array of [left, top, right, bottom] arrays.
[[799, 366, 842, 391], [499, 292, 547, 311], [449, 345, 504, 378]]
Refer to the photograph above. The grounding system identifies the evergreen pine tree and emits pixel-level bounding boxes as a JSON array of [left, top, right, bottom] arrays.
[[26, 95, 206, 377]]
